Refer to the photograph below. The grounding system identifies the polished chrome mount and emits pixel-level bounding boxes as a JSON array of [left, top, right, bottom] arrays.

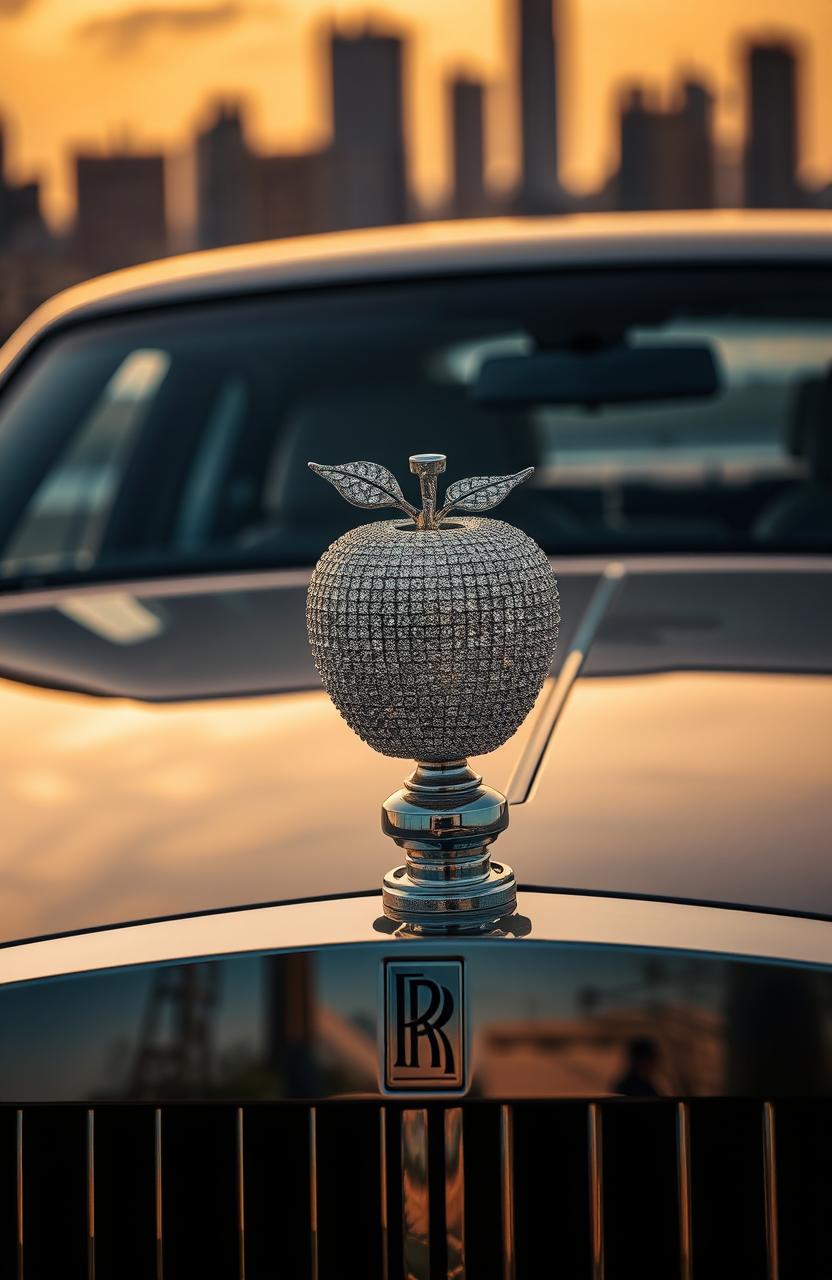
[[381, 760, 517, 932]]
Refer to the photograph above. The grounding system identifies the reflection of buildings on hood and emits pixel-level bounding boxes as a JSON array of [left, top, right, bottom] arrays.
[[316, 1007, 378, 1092], [476, 1004, 724, 1098], [725, 964, 829, 1096], [130, 962, 221, 1097]]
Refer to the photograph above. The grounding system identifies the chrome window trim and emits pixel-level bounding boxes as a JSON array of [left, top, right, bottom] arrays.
[[0, 889, 829, 987]]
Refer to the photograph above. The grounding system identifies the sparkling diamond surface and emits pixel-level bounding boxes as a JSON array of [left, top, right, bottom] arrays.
[[307, 517, 560, 760]]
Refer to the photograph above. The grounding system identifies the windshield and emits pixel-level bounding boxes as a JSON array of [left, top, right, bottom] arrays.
[[0, 265, 830, 588]]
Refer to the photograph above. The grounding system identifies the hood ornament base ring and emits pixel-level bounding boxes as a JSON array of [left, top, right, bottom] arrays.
[[381, 760, 516, 932]]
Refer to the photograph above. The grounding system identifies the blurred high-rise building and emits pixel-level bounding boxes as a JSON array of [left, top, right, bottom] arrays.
[[743, 42, 800, 208], [449, 76, 488, 219], [252, 151, 334, 240], [74, 151, 167, 276], [0, 117, 68, 341], [328, 26, 408, 229], [618, 80, 714, 210], [618, 88, 651, 212], [0, 118, 47, 248], [196, 101, 257, 249], [517, 0, 559, 212], [714, 145, 743, 209]]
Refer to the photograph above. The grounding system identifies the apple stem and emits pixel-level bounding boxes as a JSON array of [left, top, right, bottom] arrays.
[[409, 454, 447, 530]]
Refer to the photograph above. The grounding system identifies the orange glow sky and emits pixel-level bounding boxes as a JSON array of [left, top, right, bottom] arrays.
[[0, 0, 830, 229]]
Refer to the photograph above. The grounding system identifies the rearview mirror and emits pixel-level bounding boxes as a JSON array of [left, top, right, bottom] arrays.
[[473, 344, 720, 408]]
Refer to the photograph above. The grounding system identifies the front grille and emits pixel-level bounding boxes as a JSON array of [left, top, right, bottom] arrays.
[[1, 1099, 829, 1279]]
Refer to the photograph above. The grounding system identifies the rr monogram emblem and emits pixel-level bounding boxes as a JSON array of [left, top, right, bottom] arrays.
[[385, 960, 464, 1090]]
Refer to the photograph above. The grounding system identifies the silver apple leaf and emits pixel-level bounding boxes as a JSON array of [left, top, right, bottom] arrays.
[[439, 467, 534, 517], [308, 461, 418, 517]]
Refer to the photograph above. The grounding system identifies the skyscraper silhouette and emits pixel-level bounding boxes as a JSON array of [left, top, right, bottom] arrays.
[[449, 76, 488, 219], [618, 80, 714, 210], [0, 118, 46, 248], [195, 101, 256, 249], [328, 26, 408, 230], [74, 151, 166, 275], [743, 41, 800, 208], [517, 0, 559, 212], [252, 152, 333, 240]]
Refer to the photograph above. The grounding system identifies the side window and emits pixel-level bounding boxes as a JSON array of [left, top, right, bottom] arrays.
[[1, 348, 170, 577]]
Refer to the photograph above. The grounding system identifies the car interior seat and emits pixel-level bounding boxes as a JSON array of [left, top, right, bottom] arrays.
[[755, 368, 832, 545], [239, 381, 574, 563]]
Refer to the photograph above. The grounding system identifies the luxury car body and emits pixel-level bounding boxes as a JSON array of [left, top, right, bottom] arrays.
[[0, 212, 830, 1279]]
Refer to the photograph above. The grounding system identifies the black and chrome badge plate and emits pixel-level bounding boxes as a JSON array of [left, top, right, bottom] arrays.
[[384, 959, 465, 1091]]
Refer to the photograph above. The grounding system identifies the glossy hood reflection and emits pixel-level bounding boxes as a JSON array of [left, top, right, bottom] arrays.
[[0, 559, 828, 942]]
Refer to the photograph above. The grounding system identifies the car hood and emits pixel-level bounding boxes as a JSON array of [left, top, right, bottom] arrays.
[[0, 556, 829, 944]]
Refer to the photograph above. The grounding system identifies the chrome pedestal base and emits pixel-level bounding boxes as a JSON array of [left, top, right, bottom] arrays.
[[381, 760, 517, 932]]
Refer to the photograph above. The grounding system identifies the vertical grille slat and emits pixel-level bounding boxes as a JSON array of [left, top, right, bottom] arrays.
[[86, 1109, 95, 1280], [380, 1109, 390, 1280], [4, 1098, 824, 1278], [0, 1108, 21, 1279], [444, 1108, 465, 1280], [309, 1106, 319, 1280], [762, 1101, 780, 1280], [676, 1102, 693, 1280], [15, 1109, 23, 1280], [401, 1109, 430, 1280], [499, 1104, 516, 1280], [235, 1107, 245, 1280], [154, 1108, 163, 1280], [588, 1103, 605, 1280]]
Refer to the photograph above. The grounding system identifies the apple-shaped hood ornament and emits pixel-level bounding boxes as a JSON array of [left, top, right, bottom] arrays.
[[307, 453, 559, 931]]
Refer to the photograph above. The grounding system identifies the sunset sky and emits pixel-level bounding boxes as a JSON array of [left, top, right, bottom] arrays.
[[0, 0, 830, 229]]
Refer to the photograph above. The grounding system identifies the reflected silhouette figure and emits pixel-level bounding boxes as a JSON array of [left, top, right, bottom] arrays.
[[613, 1036, 662, 1097]]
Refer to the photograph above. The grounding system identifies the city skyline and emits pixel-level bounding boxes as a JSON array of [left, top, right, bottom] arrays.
[[0, 0, 831, 229], [0, 1, 829, 341]]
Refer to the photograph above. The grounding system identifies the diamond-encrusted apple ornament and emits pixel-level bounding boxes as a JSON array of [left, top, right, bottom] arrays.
[[306, 453, 559, 930], [307, 454, 559, 760]]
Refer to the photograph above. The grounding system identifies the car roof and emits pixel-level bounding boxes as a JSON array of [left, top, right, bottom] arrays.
[[3, 209, 832, 379]]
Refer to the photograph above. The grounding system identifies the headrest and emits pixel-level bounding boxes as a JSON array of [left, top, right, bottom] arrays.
[[786, 376, 823, 457], [808, 370, 832, 486], [263, 381, 533, 524]]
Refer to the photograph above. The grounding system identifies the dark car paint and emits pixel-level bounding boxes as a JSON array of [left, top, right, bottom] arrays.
[[0, 558, 828, 944]]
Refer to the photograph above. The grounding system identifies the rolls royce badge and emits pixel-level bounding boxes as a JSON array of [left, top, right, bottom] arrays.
[[385, 959, 464, 1089]]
